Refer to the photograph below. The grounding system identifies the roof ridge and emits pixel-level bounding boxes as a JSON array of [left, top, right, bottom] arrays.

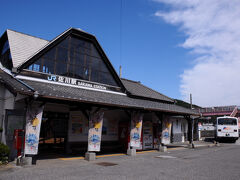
[[136, 81, 174, 102], [7, 29, 49, 42], [121, 78, 140, 83], [121, 78, 174, 102]]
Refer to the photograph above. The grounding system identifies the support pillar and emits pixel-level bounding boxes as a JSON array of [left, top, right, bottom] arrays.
[[186, 116, 194, 148], [18, 155, 35, 166], [158, 144, 167, 152], [188, 143, 195, 148], [20, 102, 44, 166], [21, 156, 32, 166], [161, 115, 172, 146], [127, 147, 136, 156], [128, 112, 143, 156], [85, 152, 96, 161], [86, 108, 104, 161], [214, 140, 220, 147]]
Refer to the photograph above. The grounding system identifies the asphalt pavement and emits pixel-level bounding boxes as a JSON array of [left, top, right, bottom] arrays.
[[0, 141, 240, 180]]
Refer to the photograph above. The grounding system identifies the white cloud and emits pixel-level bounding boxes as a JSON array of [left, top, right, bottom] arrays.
[[154, 0, 240, 106]]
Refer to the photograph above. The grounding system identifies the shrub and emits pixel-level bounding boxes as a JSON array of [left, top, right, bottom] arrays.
[[0, 143, 10, 164]]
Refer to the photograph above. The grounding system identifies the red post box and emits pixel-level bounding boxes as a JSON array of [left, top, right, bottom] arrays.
[[118, 121, 143, 151], [14, 129, 25, 157]]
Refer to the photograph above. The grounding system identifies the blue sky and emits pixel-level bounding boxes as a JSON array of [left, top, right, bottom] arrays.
[[2, 0, 238, 106]]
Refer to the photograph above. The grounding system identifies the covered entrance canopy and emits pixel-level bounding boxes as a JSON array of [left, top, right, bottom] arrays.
[[1, 68, 198, 158]]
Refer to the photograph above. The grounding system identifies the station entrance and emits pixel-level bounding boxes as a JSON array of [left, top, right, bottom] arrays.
[[38, 111, 68, 158], [37, 107, 163, 159]]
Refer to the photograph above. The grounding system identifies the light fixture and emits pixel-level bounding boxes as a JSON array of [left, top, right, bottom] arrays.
[[33, 91, 39, 99]]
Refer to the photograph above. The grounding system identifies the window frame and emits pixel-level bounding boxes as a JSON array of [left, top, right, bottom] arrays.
[[25, 35, 119, 87]]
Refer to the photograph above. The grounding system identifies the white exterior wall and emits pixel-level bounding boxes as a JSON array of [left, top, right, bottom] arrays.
[[0, 84, 5, 128], [171, 117, 188, 134], [0, 84, 16, 144], [172, 119, 182, 134], [171, 117, 188, 143]]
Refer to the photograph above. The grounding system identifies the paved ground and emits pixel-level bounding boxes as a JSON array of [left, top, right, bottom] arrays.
[[0, 141, 240, 180]]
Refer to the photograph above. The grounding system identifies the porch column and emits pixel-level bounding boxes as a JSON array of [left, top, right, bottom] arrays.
[[127, 112, 143, 156], [186, 115, 194, 148], [85, 109, 104, 161], [160, 115, 172, 152], [22, 103, 44, 165]]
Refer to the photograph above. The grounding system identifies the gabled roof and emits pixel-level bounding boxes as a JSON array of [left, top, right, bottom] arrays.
[[6, 29, 49, 68], [15, 27, 126, 92], [121, 78, 174, 103]]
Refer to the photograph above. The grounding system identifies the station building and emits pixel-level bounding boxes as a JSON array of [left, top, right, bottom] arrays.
[[0, 28, 198, 161]]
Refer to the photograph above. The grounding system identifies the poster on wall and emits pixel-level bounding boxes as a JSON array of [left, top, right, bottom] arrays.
[[88, 111, 104, 152], [161, 116, 172, 145], [130, 112, 143, 148], [24, 105, 44, 155]]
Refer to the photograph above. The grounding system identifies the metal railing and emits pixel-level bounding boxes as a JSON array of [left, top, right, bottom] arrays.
[[200, 105, 237, 113]]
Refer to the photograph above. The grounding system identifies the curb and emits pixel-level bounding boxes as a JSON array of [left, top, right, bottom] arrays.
[[193, 143, 219, 149]]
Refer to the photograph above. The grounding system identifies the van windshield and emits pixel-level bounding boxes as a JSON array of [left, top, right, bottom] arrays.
[[218, 118, 237, 125]]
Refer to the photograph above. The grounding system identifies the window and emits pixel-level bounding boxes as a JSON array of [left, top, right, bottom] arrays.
[[218, 118, 237, 125], [1, 41, 9, 55], [56, 63, 67, 76], [28, 59, 42, 72], [26, 35, 118, 87], [33, 64, 40, 72], [0, 40, 13, 69]]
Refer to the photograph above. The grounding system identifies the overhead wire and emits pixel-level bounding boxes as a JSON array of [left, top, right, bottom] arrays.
[[119, 0, 123, 77]]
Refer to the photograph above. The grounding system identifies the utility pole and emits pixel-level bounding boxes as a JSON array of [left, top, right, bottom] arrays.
[[190, 93, 192, 109], [190, 93, 194, 148], [119, 65, 122, 78]]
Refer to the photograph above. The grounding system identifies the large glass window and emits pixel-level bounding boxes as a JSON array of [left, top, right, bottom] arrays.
[[0, 40, 13, 69], [26, 35, 118, 87]]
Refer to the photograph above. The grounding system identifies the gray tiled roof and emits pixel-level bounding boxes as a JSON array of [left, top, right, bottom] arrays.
[[0, 69, 33, 94], [0, 69, 198, 115], [7, 29, 49, 68], [121, 78, 174, 103], [20, 79, 197, 115]]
